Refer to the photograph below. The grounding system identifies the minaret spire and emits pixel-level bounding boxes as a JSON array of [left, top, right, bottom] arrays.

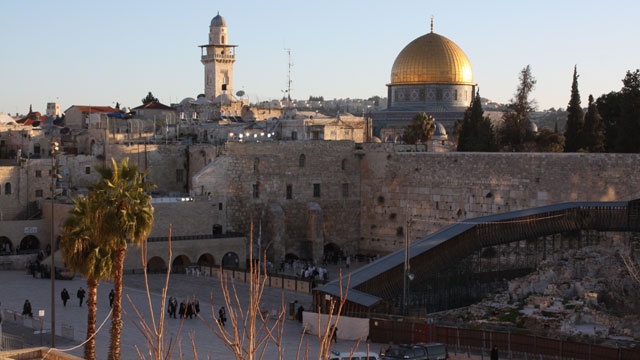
[[430, 15, 434, 33]]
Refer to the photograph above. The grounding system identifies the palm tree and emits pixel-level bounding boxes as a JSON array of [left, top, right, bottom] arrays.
[[403, 112, 435, 144], [94, 158, 154, 360], [60, 194, 115, 360]]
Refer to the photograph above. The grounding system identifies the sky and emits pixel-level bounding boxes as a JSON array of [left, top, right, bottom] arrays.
[[1, 0, 639, 115]]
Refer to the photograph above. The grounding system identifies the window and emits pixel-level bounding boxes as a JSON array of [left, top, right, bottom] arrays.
[[454, 89, 458, 100], [85, 166, 91, 175], [313, 183, 321, 198], [35, 189, 43, 198], [291, 131, 298, 140], [341, 159, 347, 171], [286, 184, 292, 199], [219, 202, 223, 211], [253, 183, 260, 198], [35, 170, 42, 178], [4, 183, 11, 195], [342, 183, 349, 198], [176, 169, 184, 182], [253, 158, 260, 173], [298, 154, 305, 168]]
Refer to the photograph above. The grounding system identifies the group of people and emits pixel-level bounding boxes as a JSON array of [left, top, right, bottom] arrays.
[[167, 296, 200, 319], [60, 287, 113, 308]]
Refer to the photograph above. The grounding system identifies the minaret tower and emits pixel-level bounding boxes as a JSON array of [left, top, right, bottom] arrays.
[[199, 12, 237, 101]]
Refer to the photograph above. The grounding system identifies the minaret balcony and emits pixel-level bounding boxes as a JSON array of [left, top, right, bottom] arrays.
[[201, 54, 236, 62]]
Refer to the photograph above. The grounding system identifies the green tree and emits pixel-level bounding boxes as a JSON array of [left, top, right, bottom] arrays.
[[564, 66, 585, 152], [615, 70, 640, 152], [93, 158, 154, 360], [583, 95, 605, 152], [596, 91, 622, 152], [141, 92, 158, 105], [498, 65, 537, 151], [457, 89, 497, 152], [60, 194, 115, 360], [403, 112, 435, 144], [535, 127, 565, 152]]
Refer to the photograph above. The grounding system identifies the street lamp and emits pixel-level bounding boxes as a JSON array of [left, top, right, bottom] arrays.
[[403, 213, 415, 316], [50, 140, 63, 346]]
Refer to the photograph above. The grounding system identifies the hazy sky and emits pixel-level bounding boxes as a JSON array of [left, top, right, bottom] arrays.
[[1, 0, 638, 115]]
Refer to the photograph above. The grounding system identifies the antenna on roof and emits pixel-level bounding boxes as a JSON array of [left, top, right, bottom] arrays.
[[284, 48, 293, 107], [430, 15, 434, 33]]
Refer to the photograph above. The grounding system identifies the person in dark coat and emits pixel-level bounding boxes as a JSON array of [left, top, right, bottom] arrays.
[[109, 289, 114, 308], [60, 288, 70, 307], [22, 299, 33, 317], [296, 305, 304, 322], [179, 301, 186, 319], [170, 297, 178, 318], [218, 306, 226, 326], [77, 287, 86, 307], [194, 298, 200, 315], [186, 300, 193, 319], [490, 345, 499, 360]]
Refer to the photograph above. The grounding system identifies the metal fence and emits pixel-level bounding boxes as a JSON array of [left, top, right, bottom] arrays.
[[369, 318, 640, 360], [1, 332, 24, 351]]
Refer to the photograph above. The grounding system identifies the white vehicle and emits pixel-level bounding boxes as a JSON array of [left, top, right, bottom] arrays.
[[329, 350, 379, 360]]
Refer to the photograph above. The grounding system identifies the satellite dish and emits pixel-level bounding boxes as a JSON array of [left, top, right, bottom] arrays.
[[236, 90, 245, 97]]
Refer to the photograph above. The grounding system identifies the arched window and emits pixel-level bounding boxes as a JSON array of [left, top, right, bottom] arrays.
[[299, 154, 306, 168], [4, 183, 11, 195]]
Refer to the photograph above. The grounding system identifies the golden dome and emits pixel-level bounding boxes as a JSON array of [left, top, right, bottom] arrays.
[[391, 32, 473, 85]]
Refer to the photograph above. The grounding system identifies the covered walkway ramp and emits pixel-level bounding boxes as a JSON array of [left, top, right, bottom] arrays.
[[314, 199, 640, 316]]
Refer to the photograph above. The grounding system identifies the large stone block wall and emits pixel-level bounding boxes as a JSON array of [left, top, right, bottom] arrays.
[[150, 201, 225, 238], [108, 143, 189, 195], [193, 141, 362, 263], [358, 144, 640, 254]]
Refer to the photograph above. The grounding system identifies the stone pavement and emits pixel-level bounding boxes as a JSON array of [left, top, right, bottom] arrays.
[[0, 269, 383, 359], [0, 266, 485, 360]]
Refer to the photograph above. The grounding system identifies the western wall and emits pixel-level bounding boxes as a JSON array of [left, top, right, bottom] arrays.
[[195, 141, 640, 261], [358, 143, 640, 254]]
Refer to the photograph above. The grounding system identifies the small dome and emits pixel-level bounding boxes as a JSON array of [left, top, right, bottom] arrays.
[[391, 32, 473, 85], [210, 13, 226, 27], [180, 97, 196, 105], [213, 93, 237, 105], [433, 122, 449, 141]]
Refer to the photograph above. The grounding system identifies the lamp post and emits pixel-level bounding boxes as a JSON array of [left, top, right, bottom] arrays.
[[50, 140, 62, 346], [403, 213, 415, 316]]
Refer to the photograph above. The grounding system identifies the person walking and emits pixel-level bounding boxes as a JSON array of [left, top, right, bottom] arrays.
[[77, 287, 86, 307], [179, 301, 186, 319], [218, 306, 226, 326], [170, 297, 177, 318], [109, 289, 114, 308], [330, 324, 338, 343], [61, 288, 70, 307]]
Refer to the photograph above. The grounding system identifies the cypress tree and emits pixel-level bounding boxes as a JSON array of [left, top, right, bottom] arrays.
[[457, 89, 497, 151], [564, 65, 585, 152], [583, 95, 605, 152]]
